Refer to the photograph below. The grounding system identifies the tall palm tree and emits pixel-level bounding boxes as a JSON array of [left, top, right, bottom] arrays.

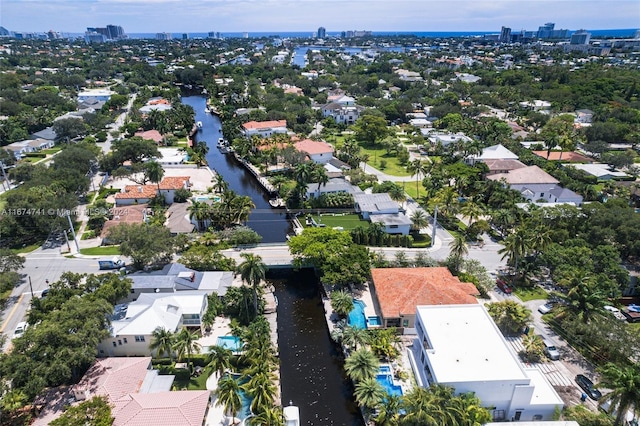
[[451, 392, 492, 426], [172, 328, 202, 368], [556, 274, 607, 324], [244, 372, 278, 414], [246, 406, 284, 426], [188, 200, 210, 231], [330, 290, 354, 318], [597, 363, 640, 426], [374, 394, 402, 426], [344, 349, 379, 383], [449, 234, 468, 273], [217, 375, 242, 425], [145, 160, 164, 194], [388, 184, 406, 209], [342, 325, 370, 351], [354, 377, 386, 410], [410, 210, 429, 232], [407, 159, 428, 198], [237, 253, 268, 315], [149, 327, 175, 360], [459, 201, 484, 227], [212, 174, 229, 194], [206, 345, 233, 378], [498, 227, 531, 276]]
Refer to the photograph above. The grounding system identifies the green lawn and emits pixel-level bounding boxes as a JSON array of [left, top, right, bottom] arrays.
[[79, 246, 120, 256], [13, 243, 41, 254], [41, 147, 62, 155], [514, 285, 548, 302], [360, 146, 411, 177], [411, 233, 432, 248], [304, 213, 370, 231]]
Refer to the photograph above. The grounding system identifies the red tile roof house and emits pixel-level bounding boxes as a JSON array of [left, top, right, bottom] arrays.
[[293, 139, 334, 164], [115, 176, 190, 206], [100, 204, 150, 242], [32, 357, 210, 426], [370, 267, 479, 329], [242, 120, 288, 138], [134, 129, 164, 145]]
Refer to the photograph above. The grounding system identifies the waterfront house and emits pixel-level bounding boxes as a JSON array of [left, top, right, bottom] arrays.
[[567, 163, 630, 181], [98, 291, 209, 357], [306, 177, 362, 199], [242, 120, 288, 138], [410, 304, 564, 422], [294, 139, 334, 164], [33, 357, 210, 426], [369, 267, 478, 329], [115, 176, 190, 206], [353, 193, 412, 234], [135, 129, 164, 145]]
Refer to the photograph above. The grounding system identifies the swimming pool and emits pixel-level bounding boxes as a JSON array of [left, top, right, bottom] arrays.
[[379, 365, 391, 374], [367, 316, 382, 327], [376, 372, 403, 397], [224, 373, 252, 419], [216, 336, 243, 352], [348, 300, 367, 329]]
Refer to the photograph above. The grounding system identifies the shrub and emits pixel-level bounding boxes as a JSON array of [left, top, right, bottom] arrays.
[[174, 187, 191, 203]]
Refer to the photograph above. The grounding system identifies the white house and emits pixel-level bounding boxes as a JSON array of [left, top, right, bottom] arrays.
[[293, 139, 334, 164], [410, 304, 564, 422], [242, 120, 288, 138], [568, 163, 629, 181], [519, 100, 552, 112], [427, 132, 472, 147], [306, 178, 362, 199], [466, 144, 519, 165], [353, 193, 411, 235], [511, 184, 584, 205], [321, 103, 364, 125], [114, 176, 190, 206], [77, 89, 114, 103], [98, 292, 209, 357]]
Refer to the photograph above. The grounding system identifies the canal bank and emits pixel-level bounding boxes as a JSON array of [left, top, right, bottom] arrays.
[[181, 94, 292, 243]]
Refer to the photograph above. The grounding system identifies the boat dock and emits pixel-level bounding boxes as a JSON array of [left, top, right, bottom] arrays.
[[233, 152, 278, 195]]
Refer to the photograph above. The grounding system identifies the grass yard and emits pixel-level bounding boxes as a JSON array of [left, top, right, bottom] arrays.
[[514, 285, 549, 302], [359, 146, 411, 177], [13, 243, 41, 254], [79, 245, 120, 256], [411, 233, 432, 248], [304, 213, 370, 231]]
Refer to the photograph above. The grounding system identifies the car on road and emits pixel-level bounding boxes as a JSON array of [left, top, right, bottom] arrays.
[[538, 303, 554, 314], [544, 342, 561, 360], [575, 374, 602, 401], [13, 321, 27, 338], [496, 278, 513, 294], [41, 288, 50, 298]]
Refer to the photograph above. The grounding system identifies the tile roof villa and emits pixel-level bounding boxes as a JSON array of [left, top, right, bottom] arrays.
[[33, 357, 210, 426], [370, 267, 479, 329]]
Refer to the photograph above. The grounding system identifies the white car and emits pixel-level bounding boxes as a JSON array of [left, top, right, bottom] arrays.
[[538, 303, 553, 314], [13, 321, 27, 338], [603, 305, 620, 313]]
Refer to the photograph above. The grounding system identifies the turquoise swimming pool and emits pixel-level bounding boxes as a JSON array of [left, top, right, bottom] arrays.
[[348, 300, 367, 329], [216, 336, 243, 352], [376, 370, 403, 397]]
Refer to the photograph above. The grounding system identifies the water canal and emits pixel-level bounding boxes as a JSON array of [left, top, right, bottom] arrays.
[[181, 95, 292, 243], [181, 94, 363, 425]]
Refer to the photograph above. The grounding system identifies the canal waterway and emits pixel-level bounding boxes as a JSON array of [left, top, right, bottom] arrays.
[[271, 269, 364, 426], [181, 95, 292, 243]]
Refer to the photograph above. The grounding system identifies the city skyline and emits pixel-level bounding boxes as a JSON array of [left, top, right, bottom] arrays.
[[2, 0, 639, 34]]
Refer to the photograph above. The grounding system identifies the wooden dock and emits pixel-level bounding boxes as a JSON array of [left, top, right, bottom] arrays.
[[233, 152, 278, 194]]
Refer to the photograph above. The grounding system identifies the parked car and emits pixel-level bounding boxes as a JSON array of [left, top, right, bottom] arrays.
[[496, 278, 513, 294], [41, 288, 50, 298], [544, 342, 561, 360], [538, 303, 554, 314], [13, 321, 27, 338], [575, 374, 602, 401]]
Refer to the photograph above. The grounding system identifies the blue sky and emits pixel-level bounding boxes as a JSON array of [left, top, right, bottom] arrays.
[[2, 0, 639, 34]]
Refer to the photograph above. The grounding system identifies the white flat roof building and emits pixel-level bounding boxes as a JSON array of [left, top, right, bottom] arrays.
[[410, 304, 564, 422]]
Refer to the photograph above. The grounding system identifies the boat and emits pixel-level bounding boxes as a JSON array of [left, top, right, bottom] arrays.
[[196, 121, 203, 129], [269, 198, 286, 208], [283, 402, 299, 426]]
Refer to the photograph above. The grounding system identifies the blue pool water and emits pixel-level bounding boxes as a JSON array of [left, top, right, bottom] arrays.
[[224, 373, 252, 419], [367, 316, 382, 326], [348, 300, 367, 329], [217, 336, 243, 352], [376, 373, 403, 397], [379, 365, 391, 374]]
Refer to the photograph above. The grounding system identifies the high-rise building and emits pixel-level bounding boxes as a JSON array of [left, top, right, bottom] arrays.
[[317, 26, 326, 38], [537, 22, 555, 38], [106, 24, 125, 39], [500, 26, 511, 43], [571, 29, 591, 45], [182, 33, 188, 40], [156, 32, 172, 40]]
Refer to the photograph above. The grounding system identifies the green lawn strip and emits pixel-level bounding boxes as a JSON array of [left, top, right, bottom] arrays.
[[311, 213, 371, 230], [155, 364, 209, 391], [359, 146, 411, 177], [411, 233, 432, 248], [514, 286, 549, 302], [13, 243, 41, 254], [79, 246, 121, 256]]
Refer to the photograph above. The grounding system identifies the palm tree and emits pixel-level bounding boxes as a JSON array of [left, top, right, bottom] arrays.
[[206, 345, 233, 379], [149, 327, 175, 360], [188, 200, 210, 231], [459, 201, 484, 227], [246, 406, 284, 426], [244, 372, 278, 414], [556, 274, 607, 324], [217, 375, 242, 425], [374, 394, 402, 426], [237, 253, 268, 316], [410, 210, 429, 233], [172, 328, 202, 368], [448, 234, 468, 273], [451, 392, 492, 426], [354, 377, 386, 410], [145, 160, 164, 194], [597, 363, 640, 426], [212, 174, 229, 193], [407, 159, 428, 198], [401, 386, 447, 425], [330, 290, 354, 318], [344, 348, 379, 383], [342, 325, 370, 351], [498, 227, 531, 276], [388, 184, 406, 209]]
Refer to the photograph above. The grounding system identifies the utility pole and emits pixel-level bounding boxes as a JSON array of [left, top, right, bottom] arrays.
[[431, 205, 438, 248], [66, 211, 80, 253], [28, 275, 34, 298]]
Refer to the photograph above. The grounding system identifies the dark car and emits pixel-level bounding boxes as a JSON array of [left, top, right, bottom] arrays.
[[496, 278, 513, 294], [41, 288, 50, 298], [575, 374, 602, 401]]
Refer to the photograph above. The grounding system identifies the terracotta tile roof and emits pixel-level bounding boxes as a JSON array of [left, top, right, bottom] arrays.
[[294, 139, 334, 155], [159, 176, 190, 190], [75, 357, 151, 402], [149, 98, 171, 106], [371, 267, 478, 318], [532, 151, 592, 163], [134, 130, 163, 144], [487, 165, 559, 185], [242, 120, 287, 130], [114, 390, 210, 426], [101, 204, 148, 238], [116, 185, 158, 200]]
